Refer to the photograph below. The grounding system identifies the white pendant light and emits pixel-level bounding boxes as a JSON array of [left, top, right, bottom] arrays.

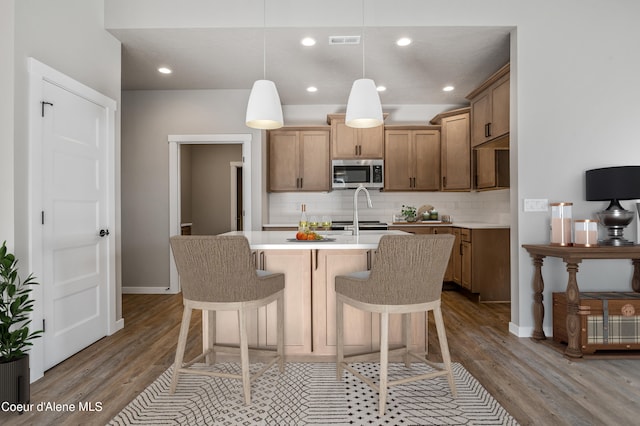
[[246, 0, 283, 129], [345, 0, 383, 129], [246, 80, 283, 129], [345, 79, 383, 128]]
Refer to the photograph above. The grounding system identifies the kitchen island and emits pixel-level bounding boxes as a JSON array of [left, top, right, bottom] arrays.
[[211, 230, 427, 359]]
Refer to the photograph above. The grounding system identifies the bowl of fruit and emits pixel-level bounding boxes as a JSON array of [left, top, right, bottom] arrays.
[[287, 230, 335, 242]]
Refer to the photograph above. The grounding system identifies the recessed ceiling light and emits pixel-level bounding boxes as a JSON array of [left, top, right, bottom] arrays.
[[443, 85, 454, 92], [376, 86, 386, 92], [301, 37, 316, 47], [396, 37, 412, 47], [306, 86, 318, 93], [158, 67, 172, 74]]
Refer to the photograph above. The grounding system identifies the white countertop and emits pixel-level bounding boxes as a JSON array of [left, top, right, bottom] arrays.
[[262, 222, 509, 230], [222, 230, 408, 249]]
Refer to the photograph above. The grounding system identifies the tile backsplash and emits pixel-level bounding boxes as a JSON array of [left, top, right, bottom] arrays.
[[267, 189, 511, 225]]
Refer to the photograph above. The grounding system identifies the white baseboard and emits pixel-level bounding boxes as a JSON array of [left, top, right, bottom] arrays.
[[109, 318, 124, 335], [509, 322, 552, 338], [123, 286, 179, 294]]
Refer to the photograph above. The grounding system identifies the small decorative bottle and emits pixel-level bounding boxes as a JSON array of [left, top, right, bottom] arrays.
[[298, 204, 308, 232]]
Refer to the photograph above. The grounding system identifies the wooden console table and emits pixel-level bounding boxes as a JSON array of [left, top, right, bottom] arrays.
[[522, 244, 640, 358]]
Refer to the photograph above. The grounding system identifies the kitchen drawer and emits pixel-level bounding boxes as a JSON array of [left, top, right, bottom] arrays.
[[460, 228, 471, 242]]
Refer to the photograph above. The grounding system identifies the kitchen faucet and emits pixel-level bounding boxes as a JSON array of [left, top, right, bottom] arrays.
[[352, 185, 373, 236]]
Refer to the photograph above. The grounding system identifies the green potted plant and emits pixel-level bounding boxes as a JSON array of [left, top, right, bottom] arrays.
[[401, 205, 417, 222], [0, 241, 42, 406]]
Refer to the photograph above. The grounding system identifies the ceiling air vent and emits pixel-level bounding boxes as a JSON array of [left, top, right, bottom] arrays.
[[329, 35, 361, 45]]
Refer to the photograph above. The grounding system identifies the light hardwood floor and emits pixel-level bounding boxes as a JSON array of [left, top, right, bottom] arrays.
[[2, 289, 639, 425]]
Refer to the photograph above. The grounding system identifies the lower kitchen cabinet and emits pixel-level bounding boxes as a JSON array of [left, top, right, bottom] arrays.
[[312, 249, 426, 355], [214, 250, 312, 355], [312, 249, 373, 355], [452, 228, 510, 301], [212, 248, 427, 356]]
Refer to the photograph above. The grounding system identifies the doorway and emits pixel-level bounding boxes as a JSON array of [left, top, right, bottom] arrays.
[[230, 161, 243, 231], [168, 134, 252, 293]]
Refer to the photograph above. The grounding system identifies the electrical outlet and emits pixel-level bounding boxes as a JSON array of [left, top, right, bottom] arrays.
[[524, 199, 549, 212]]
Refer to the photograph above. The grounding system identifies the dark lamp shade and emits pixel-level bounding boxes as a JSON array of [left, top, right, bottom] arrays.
[[585, 166, 640, 201]]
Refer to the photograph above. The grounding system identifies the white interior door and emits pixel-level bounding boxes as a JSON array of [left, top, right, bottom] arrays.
[[41, 80, 110, 369]]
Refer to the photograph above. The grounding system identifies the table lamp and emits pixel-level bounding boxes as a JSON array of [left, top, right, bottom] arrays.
[[585, 166, 640, 246]]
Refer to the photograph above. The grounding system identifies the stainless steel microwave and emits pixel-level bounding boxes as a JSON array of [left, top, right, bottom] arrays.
[[332, 159, 384, 189]]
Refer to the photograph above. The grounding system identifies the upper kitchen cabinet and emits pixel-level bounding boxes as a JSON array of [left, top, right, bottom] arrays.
[[384, 126, 440, 191], [327, 114, 385, 159], [430, 108, 471, 191], [466, 63, 510, 147], [474, 135, 510, 190], [267, 127, 330, 192]]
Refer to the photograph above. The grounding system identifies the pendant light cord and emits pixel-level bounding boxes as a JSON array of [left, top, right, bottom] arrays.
[[361, 0, 365, 78], [263, 0, 267, 79]]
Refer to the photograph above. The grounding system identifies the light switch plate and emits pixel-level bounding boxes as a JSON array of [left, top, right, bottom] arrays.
[[524, 199, 549, 212]]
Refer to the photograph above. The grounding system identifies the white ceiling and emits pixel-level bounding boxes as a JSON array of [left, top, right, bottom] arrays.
[[110, 26, 511, 105]]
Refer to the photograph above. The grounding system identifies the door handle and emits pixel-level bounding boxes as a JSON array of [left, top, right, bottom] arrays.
[[99, 229, 110, 237]]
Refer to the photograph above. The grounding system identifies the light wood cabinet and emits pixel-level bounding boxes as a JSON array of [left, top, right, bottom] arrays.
[[450, 228, 510, 302], [260, 250, 312, 354], [312, 249, 372, 355], [215, 247, 431, 356], [460, 229, 472, 290], [327, 114, 384, 159], [267, 128, 330, 192], [474, 144, 510, 190], [388, 225, 454, 282], [467, 63, 510, 147], [431, 108, 471, 191], [215, 250, 312, 354], [312, 249, 426, 355], [384, 127, 440, 191]]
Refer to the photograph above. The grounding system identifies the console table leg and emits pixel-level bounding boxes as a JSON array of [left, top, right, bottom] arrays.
[[531, 254, 546, 340], [564, 261, 583, 358], [632, 259, 640, 292]]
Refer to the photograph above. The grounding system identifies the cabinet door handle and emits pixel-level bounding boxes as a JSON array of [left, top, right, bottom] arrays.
[[300, 177, 303, 188], [442, 176, 447, 188], [355, 145, 358, 156], [485, 122, 492, 138]]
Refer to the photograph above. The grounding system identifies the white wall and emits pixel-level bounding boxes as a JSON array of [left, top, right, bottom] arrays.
[[12, 0, 122, 381], [0, 0, 15, 247], [121, 89, 263, 288], [110, 0, 640, 337]]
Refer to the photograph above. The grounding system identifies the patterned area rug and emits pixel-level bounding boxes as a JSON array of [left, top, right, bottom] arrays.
[[110, 362, 518, 425]]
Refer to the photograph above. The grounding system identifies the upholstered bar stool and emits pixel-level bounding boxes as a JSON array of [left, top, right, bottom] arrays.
[[169, 235, 285, 405], [335, 234, 457, 415]]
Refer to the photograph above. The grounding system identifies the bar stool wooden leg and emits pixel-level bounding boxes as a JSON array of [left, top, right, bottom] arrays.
[[379, 311, 390, 416], [403, 313, 411, 367], [170, 306, 192, 394], [277, 293, 285, 373], [434, 304, 457, 397], [336, 296, 345, 380], [238, 308, 251, 405]]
